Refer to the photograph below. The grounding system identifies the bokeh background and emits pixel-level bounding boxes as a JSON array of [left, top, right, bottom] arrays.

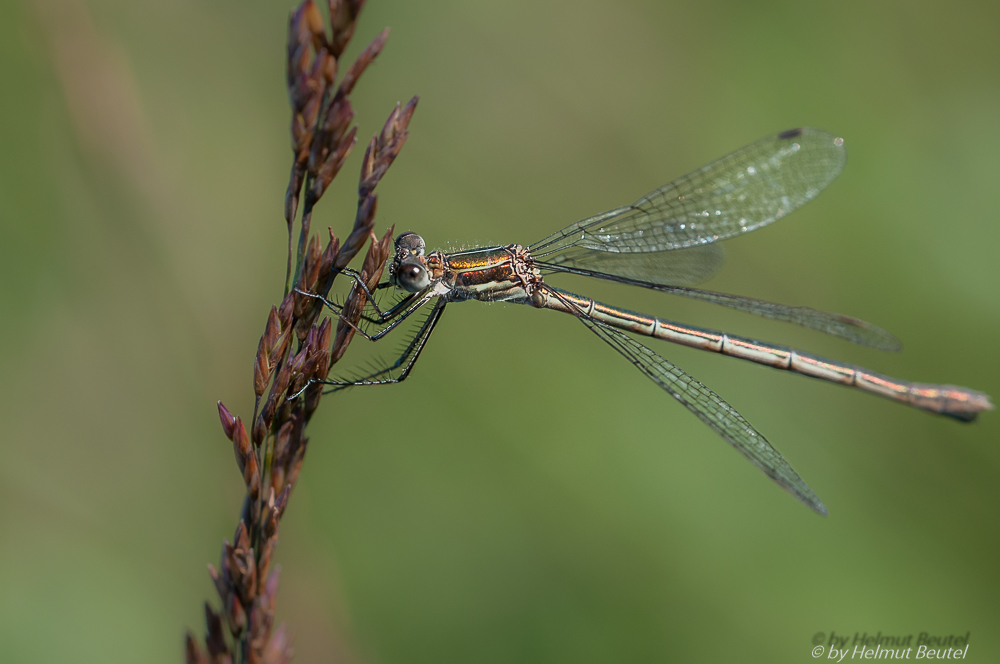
[[2, 0, 998, 662]]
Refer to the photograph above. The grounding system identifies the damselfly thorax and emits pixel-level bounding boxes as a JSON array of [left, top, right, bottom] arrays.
[[391, 238, 545, 304]]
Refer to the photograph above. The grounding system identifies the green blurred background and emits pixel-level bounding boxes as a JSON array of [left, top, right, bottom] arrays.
[[2, 0, 998, 662]]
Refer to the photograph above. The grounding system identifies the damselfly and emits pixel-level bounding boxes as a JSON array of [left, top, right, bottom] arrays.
[[302, 127, 993, 515]]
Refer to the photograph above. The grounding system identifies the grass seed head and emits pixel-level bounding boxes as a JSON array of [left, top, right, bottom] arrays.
[[193, 1, 418, 660]]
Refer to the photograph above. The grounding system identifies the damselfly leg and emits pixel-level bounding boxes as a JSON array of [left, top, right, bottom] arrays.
[[295, 286, 436, 341], [298, 268, 406, 324], [319, 300, 447, 390]]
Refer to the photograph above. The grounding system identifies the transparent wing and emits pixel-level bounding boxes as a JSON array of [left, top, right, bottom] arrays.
[[540, 243, 725, 287], [549, 287, 827, 515], [531, 127, 846, 255], [536, 259, 902, 351]]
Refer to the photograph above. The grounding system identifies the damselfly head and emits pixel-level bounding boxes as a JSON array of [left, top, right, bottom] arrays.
[[390, 232, 431, 292], [394, 232, 425, 257]]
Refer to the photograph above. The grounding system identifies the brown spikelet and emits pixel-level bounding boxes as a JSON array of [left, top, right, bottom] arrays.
[[224, 593, 246, 639], [337, 27, 389, 97], [205, 603, 231, 657], [253, 337, 269, 398], [185, 632, 209, 664], [217, 402, 237, 441], [328, 0, 368, 57], [262, 622, 293, 664], [277, 293, 295, 330], [359, 95, 418, 200]]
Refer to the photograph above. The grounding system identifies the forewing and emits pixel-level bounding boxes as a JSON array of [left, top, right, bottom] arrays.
[[541, 243, 725, 286], [532, 127, 846, 255], [534, 261, 903, 351]]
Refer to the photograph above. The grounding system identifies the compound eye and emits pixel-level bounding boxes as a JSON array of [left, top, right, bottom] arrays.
[[394, 232, 425, 256], [397, 262, 430, 292]]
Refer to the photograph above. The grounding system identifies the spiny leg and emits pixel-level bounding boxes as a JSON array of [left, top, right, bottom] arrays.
[[356, 289, 419, 325], [320, 299, 447, 391], [331, 267, 398, 319], [298, 286, 420, 326], [296, 287, 436, 341], [296, 265, 402, 323]]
